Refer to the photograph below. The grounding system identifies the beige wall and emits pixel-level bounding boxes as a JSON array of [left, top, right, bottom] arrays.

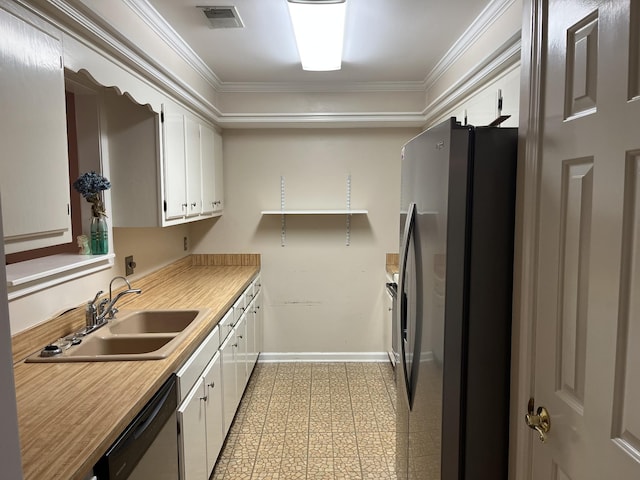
[[189, 128, 420, 355], [8, 225, 189, 334]]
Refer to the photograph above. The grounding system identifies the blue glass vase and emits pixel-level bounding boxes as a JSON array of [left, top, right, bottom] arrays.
[[90, 216, 108, 254]]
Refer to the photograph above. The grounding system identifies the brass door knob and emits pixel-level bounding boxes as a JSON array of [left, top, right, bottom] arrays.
[[525, 397, 551, 443]]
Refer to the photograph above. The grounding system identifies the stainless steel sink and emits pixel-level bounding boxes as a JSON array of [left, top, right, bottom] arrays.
[[25, 308, 212, 363]]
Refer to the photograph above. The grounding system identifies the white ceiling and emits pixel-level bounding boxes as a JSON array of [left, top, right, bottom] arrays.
[[142, 0, 492, 85]]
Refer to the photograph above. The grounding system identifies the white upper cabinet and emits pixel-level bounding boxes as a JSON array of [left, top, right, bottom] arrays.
[[163, 107, 188, 220], [109, 96, 223, 227], [0, 6, 71, 254], [201, 124, 224, 216], [184, 115, 202, 217]]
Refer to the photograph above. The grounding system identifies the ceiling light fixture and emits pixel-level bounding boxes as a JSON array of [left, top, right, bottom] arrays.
[[287, 0, 347, 71]]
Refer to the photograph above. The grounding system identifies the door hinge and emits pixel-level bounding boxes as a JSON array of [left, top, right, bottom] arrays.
[[59, 56, 63, 69], [163, 200, 167, 212], [67, 203, 70, 215], [160, 111, 164, 123]]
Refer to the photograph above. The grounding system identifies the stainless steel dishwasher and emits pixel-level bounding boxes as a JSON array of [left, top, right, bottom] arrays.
[[93, 375, 179, 480]]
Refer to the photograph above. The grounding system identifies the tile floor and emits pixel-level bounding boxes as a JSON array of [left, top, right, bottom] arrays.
[[211, 362, 398, 480]]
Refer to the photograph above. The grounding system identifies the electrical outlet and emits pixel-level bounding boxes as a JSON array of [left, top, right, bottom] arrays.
[[183, 236, 188, 251], [125, 255, 136, 276]]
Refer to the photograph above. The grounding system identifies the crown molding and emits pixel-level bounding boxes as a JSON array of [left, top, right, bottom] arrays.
[[25, 0, 223, 121], [16, 0, 519, 129], [217, 80, 427, 94], [123, 0, 517, 98], [424, 0, 517, 91], [216, 111, 427, 129], [122, 0, 223, 90], [123, 0, 429, 95], [422, 31, 521, 126]]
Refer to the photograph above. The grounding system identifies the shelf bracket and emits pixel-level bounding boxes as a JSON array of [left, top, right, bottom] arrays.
[[346, 174, 352, 246], [280, 176, 286, 247]]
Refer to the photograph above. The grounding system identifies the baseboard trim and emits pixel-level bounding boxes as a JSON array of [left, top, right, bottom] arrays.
[[258, 352, 391, 363]]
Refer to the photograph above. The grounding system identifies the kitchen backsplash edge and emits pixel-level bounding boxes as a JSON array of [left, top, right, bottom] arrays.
[[10, 254, 259, 364]]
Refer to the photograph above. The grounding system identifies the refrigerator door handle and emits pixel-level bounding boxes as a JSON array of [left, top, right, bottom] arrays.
[[398, 202, 416, 408]]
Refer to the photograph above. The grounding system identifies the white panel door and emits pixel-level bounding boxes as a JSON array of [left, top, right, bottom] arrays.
[[531, 1, 640, 478]]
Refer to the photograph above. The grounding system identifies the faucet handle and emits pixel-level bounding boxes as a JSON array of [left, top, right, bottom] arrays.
[[98, 298, 110, 315], [89, 290, 104, 306]]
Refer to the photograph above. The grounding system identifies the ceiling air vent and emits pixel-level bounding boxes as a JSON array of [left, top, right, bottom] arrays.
[[197, 6, 244, 29]]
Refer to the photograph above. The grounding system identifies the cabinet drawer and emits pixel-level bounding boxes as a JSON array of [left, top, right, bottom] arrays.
[[217, 309, 234, 344], [252, 275, 262, 296], [176, 325, 219, 402], [232, 294, 246, 324]]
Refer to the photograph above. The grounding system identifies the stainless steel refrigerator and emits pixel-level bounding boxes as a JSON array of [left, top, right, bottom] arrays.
[[396, 118, 517, 480]]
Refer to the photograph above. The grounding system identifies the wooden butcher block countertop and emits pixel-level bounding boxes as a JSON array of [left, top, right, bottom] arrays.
[[12, 254, 260, 480]]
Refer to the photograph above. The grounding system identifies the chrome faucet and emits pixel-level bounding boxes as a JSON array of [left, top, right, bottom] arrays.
[[85, 276, 142, 330]]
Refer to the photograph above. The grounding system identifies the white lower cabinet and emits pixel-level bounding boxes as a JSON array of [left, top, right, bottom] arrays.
[[177, 374, 207, 480], [177, 336, 223, 480], [203, 353, 223, 475], [220, 331, 237, 436], [178, 352, 223, 480], [176, 276, 263, 478], [235, 315, 248, 400]]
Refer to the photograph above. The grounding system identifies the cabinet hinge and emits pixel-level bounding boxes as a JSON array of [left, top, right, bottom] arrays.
[[163, 200, 167, 212]]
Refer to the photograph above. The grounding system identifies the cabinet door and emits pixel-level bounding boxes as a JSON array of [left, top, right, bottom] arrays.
[[203, 352, 223, 475], [235, 315, 248, 397], [246, 297, 258, 374], [177, 378, 207, 480], [254, 289, 263, 355], [220, 333, 237, 435], [185, 116, 201, 217], [212, 128, 224, 213], [200, 123, 217, 215], [0, 7, 71, 254], [162, 107, 187, 220]]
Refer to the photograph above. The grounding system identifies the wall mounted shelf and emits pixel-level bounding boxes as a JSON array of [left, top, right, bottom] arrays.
[[261, 209, 368, 215], [264, 176, 367, 246]]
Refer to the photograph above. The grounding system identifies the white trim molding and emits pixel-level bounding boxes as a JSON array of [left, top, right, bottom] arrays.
[[217, 80, 427, 94], [510, 1, 541, 479], [21, 0, 521, 128], [423, 31, 522, 127], [122, 0, 223, 91], [425, 0, 518, 91], [217, 111, 428, 129]]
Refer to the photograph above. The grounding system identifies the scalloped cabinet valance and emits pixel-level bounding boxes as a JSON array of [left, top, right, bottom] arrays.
[[63, 33, 165, 114]]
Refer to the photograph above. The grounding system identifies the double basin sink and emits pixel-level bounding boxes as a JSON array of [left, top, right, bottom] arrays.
[[26, 309, 211, 363]]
